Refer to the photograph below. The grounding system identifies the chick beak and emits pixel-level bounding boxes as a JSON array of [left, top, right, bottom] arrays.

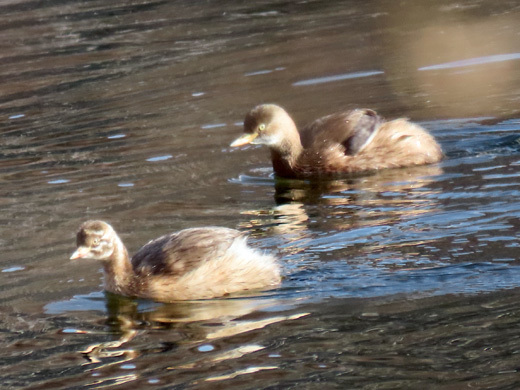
[[230, 133, 258, 147], [70, 246, 90, 260]]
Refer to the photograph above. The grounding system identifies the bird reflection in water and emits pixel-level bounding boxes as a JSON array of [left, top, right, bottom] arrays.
[[80, 292, 308, 386], [239, 164, 443, 258]]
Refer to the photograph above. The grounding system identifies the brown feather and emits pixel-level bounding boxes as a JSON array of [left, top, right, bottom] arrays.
[[71, 221, 280, 302], [232, 104, 443, 179], [131, 227, 242, 277]]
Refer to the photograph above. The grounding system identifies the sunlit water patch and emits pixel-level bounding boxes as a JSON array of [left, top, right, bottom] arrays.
[[293, 70, 385, 86], [419, 52, 520, 71]]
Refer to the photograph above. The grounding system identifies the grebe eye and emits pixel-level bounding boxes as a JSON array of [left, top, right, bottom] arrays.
[[258, 123, 266, 131]]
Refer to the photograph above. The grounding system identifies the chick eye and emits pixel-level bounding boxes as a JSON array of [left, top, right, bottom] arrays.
[[258, 123, 266, 131], [92, 238, 100, 246]]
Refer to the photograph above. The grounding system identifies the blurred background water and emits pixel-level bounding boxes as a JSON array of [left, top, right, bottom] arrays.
[[1, 0, 520, 388]]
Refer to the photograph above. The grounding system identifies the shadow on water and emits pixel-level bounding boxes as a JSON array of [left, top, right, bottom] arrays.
[[272, 164, 444, 205]]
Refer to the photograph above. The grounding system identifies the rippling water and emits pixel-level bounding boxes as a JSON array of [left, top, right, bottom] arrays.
[[1, 0, 520, 388]]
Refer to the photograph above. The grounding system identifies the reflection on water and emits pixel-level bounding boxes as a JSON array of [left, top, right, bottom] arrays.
[[238, 164, 444, 262], [418, 53, 520, 71], [41, 293, 308, 388], [293, 70, 385, 86], [1, 0, 520, 388]]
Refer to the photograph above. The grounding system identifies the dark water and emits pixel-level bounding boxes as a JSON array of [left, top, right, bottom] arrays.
[[1, 0, 520, 388]]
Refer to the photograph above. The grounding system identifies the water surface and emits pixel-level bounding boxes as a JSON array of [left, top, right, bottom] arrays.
[[1, 0, 520, 388]]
